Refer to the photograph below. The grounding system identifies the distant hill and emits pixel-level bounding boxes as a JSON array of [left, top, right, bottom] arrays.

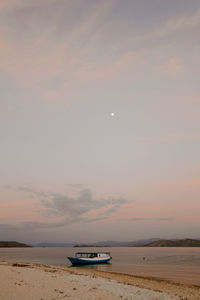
[[141, 239, 200, 247], [33, 242, 74, 247], [0, 241, 31, 248]]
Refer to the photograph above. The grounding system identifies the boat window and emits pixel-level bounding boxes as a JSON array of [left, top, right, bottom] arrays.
[[89, 253, 98, 258], [75, 252, 109, 258]]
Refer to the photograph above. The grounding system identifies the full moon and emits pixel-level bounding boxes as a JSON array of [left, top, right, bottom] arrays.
[[111, 112, 115, 117]]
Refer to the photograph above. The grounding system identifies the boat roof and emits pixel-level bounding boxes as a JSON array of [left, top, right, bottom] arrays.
[[76, 252, 110, 255]]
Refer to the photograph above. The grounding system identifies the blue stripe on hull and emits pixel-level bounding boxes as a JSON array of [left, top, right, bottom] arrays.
[[68, 257, 112, 265]]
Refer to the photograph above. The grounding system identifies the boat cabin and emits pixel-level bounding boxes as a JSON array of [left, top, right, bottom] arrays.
[[75, 252, 110, 258]]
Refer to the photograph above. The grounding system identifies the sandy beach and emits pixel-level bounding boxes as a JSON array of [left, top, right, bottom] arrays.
[[0, 261, 199, 300]]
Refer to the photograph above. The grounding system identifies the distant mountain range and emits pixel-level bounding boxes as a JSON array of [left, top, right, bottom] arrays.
[[0, 241, 31, 248], [73, 238, 159, 247], [33, 238, 200, 247], [33, 238, 160, 247], [1, 238, 199, 248]]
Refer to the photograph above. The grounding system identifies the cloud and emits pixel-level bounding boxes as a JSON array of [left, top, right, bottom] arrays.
[[0, 1, 199, 90], [139, 132, 200, 144], [1, 186, 128, 231], [135, 8, 200, 43], [159, 57, 184, 78], [66, 183, 83, 189], [0, 0, 23, 10], [0, 0, 141, 100], [81, 51, 140, 80], [17, 186, 48, 199], [122, 8, 200, 54], [130, 217, 174, 222], [0, 214, 107, 233], [41, 188, 128, 218], [16, 186, 128, 219], [154, 9, 200, 39]]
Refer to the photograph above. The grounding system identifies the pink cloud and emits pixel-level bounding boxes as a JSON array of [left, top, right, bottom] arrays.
[[160, 56, 184, 78], [79, 51, 141, 81], [0, 0, 142, 102], [141, 133, 200, 143], [0, 26, 141, 85], [0, 200, 39, 221], [0, 0, 20, 10], [107, 178, 200, 223], [155, 9, 200, 38]]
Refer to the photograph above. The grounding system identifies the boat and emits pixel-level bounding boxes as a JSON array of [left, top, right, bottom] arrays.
[[68, 251, 112, 265]]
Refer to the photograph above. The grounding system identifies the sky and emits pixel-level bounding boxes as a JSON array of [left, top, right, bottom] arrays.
[[0, 0, 200, 244]]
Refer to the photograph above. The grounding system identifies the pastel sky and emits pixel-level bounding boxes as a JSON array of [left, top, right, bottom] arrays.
[[0, 0, 200, 243]]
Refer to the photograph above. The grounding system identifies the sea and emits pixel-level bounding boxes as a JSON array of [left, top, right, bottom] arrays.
[[0, 247, 200, 286]]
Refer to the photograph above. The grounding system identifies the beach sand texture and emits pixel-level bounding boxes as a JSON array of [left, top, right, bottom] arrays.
[[0, 262, 199, 300]]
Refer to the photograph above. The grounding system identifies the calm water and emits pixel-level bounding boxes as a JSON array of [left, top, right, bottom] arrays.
[[0, 247, 200, 285]]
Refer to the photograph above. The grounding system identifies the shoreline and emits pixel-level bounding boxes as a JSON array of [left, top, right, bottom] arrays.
[[0, 261, 200, 299]]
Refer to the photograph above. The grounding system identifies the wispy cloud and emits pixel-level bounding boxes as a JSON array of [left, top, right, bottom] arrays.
[[40, 188, 127, 218], [4, 0, 198, 97], [0, 0, 141, 101], [154, 9, 200, 39], [17, 186, 48, 199], [66, 183, 84, 189], [133, 8, 200, 44], [1, 186, 128, 231], [159, 56, 184, 78], [139, 133, 200, 144], [0, 0, 22, 10], [130, 217, 174, 222]]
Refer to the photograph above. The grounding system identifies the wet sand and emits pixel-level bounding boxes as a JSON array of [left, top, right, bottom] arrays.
[[0, 261, 199, 299]]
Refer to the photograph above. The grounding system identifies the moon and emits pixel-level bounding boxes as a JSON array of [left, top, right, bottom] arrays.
[[111, 112, 115, 117]]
